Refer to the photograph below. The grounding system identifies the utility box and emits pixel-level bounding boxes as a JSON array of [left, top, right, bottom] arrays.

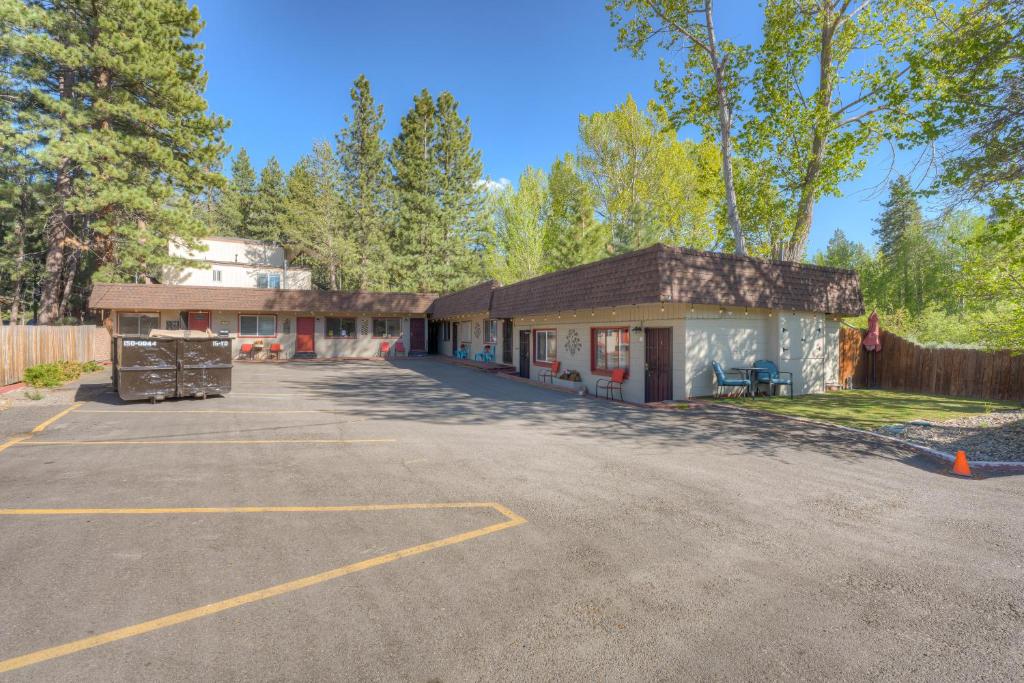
[[112, 332, 233, 402]]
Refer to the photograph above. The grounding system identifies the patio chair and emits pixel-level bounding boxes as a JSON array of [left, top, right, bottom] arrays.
[[239, 343, 254, 360], [456, 344, 469, 360], [379, 341, 391, 359], [538, 360, 560, 384], [394, 341, 406, 356], [711, 360, 751, 398], [753, 359, 793, 398], [268, 342, 283, 360], [596, 368, 626, 401]]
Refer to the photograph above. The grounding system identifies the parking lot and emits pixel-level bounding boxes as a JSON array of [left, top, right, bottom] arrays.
[[1, 359, 1022, 680]]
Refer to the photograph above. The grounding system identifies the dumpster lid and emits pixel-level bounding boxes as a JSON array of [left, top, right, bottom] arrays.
[[147, 329, 234, 340]]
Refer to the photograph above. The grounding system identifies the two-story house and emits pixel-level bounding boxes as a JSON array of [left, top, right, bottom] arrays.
[[162, 236, 312, 290]]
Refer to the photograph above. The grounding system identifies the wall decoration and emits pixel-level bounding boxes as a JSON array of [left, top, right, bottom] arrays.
[[360, 319, 370, 337], [565, 329, 582, 356], [474, 322, 482, 338]]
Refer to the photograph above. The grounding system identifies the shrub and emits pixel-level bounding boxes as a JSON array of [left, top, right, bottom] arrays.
[[81, 360, 103, 373], [23, 360, 83, 388], [25, 389, 44, 400]]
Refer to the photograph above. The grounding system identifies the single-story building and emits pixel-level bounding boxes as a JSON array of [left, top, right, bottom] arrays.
[[88, 284, 436, 359], [88, 243, 862, 401], [489, 244, 862, 402]]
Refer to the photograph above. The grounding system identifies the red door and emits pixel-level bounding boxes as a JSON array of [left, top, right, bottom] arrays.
[[188, 311, 209, 332], [409, 318, 425, 351], [296, 317, 315, 353]]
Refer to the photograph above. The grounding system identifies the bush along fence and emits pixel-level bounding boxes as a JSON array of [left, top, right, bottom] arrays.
[[0, 324, 110, 386], [840, 327, 1024, 402]]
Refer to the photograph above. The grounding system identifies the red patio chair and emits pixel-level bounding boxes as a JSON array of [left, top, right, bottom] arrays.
[[379, 341, 391, 358], [268, 342, 283, 360], [596, 368, 626, 400], [538, 360, 560, 384], [239, 343, 253, 360], [394, 341, 406, 355]]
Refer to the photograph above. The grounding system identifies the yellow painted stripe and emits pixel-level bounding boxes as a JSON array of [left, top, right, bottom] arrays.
[[0, 503, 525, 673], [0, 502, 508, 516], [0, 435, 32, 454], [32, 402, 83, 433], [23, 438, 394, 446]]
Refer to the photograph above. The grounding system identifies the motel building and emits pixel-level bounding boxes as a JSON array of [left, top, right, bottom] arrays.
[[89, 240, 863, 403]]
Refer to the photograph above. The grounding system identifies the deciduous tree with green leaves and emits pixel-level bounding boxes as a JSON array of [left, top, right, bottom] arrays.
[[283, 143, 346, 290]]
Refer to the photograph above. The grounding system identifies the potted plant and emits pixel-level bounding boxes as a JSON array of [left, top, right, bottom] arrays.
[[553, 369, 586, 394]]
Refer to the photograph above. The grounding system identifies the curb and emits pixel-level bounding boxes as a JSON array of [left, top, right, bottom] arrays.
[[697, 399, 1024, 474], [0, 382, 26, 395]]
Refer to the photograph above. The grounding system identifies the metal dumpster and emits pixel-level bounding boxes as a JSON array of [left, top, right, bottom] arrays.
[[112, 332, 233, 402]]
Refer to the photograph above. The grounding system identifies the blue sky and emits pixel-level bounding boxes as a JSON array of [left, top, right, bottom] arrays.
[[195, 0, 931, 256]]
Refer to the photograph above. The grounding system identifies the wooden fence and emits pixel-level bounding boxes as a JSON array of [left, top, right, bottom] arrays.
[[0, 325, 110, 386], [839, 327, 1024, 402]]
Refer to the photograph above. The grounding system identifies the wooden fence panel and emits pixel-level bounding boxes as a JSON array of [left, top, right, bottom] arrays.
[[0, 325, 110, 386], [839, 327, 1024, 401]]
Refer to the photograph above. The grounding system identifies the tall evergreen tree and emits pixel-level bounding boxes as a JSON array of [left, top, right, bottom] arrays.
[[335, 75, 392, 290], [228, 149, 257, 236], [283, 144, 347, 290], [544, 154, 608, 271], [873, 176, 929, 314], [390, 90, 440, 292], [874, 176, 921, 259], [1, 0, 228, 321], [250, 156, 288, 244], [433, 91, 486, 290]]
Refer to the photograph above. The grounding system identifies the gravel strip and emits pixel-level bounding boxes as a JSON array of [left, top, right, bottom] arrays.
[[875, 409, 1024, 462]]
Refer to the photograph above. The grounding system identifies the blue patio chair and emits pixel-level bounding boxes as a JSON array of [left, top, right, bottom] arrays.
[[711, 360, 751, 398], [753, 359, 793, 398]]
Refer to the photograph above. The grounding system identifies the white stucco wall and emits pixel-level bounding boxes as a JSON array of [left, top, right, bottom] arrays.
[[437, 315, 504, 362], [165, 237, 311, 289]]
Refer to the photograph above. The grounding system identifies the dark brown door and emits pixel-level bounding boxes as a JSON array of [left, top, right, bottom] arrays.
[[518, 330, 530, 378], [409, 318, 425, 351], [644, 327, 672, 402], [502, 320, 513, 364], [296, 317, 315, 353]]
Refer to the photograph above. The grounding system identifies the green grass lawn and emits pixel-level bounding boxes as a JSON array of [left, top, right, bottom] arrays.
[[720, 390, 1021, 430]]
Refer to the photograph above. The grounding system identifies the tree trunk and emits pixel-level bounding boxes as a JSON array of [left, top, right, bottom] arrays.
[[705, 2, 746, 257], [59, 246, 81, 319], [9, 190, 29, 323], [38, 68, 76, 324]]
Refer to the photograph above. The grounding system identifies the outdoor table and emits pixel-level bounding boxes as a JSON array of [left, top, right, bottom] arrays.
[[730, 367, 761, 398]]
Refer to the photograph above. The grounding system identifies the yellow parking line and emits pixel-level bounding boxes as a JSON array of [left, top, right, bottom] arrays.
[[31, 402, 83, 433], [0, 502, 521, 516], [0, 502, 525, 673], [0, 435, 32, 454], [23, 438, 395, 446]]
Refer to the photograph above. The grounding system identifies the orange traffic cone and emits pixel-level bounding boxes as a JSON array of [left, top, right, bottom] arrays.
[[952, 450, 972, 477]]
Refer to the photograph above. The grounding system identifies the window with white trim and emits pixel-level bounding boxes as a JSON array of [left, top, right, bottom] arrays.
[[239, 314, 276, 337], [212, 269, 222, 282], [256, 273, 281, 289], [118, 313, 159, 335], [325, 317, 356, 337], [534, 329, 556, 365], [484, 319, 498, 344], [372, 318, 401, 337]]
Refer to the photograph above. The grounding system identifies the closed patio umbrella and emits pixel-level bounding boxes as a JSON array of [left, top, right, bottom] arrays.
[[863, 311, 881, 387]]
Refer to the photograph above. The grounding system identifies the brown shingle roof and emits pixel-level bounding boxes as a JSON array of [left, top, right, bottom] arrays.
[[490, 244, 863, 317], [88, 283, 437, 315], [428, 280, 499, 319]]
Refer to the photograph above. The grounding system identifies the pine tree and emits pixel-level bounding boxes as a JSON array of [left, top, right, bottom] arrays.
[[544, 154, 608, 270], [433, 91, 486, 290], [390, 90, 440, 292], [229, 149, 258, 236], [874, 176, 926, 313], [250, 156, 288, 244], [2, 0, 228, 321], [336, 75, 392, 290]]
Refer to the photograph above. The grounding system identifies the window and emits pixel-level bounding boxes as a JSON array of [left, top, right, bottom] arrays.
[[325, 317, 356, 338], [256, 273, 281, 289], [118, 313, 159, 335], [239, 314, 277, 337], [442, 322, 451, 341], [372, 318, 402, 337], [484, 319, 498, 344], [212, 269, 222, 282], [592, 327, 630, 374], [534, 329, 557, 365]]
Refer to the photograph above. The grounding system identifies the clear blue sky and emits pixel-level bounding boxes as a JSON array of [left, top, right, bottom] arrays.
[[195, 0, 931, 256]]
